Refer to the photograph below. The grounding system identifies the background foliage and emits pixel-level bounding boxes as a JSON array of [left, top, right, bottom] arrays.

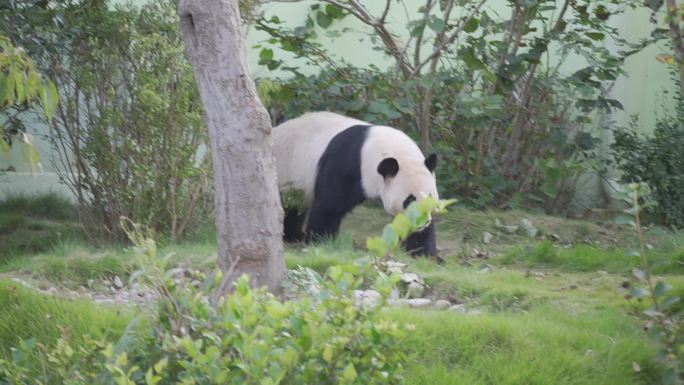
[[611, 95, 684, 228], [1, 0, 211, 241], [255, 0, 654, 213]]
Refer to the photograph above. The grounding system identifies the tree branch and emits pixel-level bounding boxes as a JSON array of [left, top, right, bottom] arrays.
[[411, 0, 487, 77]]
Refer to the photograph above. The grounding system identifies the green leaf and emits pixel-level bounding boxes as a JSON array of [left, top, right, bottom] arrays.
[[40, 81, 59, 122], [0, 138, 10, 156], [628, 286, 649, 298], [585, 32, 605, 41], [542, 181, 559, 198], [661, 295, 680, 309], [316, 12, 332, 28], [366, 236, 387, 256], [653, 281, 671, 298], [463, 17, 479, 33], [418, 196, 438, 213], [427, 16, 445, 32], [391, 213, 411, 239], [343, 363, 357, 381], [322, 345, 333, 363], [13, 70, 25, 105], [382, 225, 399, 249], [632, 268, 646, 281], [259, 48, 274, 61], [614, 214, 635, 227], [325, 4, 344, 18], [410, 23, 426, 38]]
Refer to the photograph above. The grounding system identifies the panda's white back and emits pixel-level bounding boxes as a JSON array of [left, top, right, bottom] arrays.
[[272, 111, 368, 205]]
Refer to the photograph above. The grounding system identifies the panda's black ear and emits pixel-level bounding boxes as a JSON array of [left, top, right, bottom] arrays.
[[377, 157, 399, 178], [425, 153, 438, 172]]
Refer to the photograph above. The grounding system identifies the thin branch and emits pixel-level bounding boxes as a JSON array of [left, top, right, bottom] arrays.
[[411, 0, 487, 77], [379, 0, 391, 25]]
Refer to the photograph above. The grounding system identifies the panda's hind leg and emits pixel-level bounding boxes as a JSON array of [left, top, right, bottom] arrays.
[[283, 208, 307, 242]]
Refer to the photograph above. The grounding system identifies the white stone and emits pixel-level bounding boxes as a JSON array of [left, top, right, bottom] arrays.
[[482, 231, 493, 244], [407, 298, 432, 308], [353, 289, 382, 309], [406, 281, 425, 298], [433, 299, 451, 309], [448, 304, 467, 313], [400, 273, 421, 283]]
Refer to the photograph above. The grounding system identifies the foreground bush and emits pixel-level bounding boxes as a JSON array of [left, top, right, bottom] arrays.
[[0, 257, 407, 385]]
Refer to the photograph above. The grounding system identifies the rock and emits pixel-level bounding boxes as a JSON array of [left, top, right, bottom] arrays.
[[406, 281, 425, 298], [482, 231, 493, 244], [400, 273, 421, 284], [467, 309, 482, 315], [385, 261, 407, 274], [353, 290, 381, 309], [519, 218, 538, 238], [495, 218, 519, 233], [112, 276, 124, 290], [477, 264, 493, 274], [388, 288, 400, 302], [391, 298, 411, 306], [407, 298, 432, 308], [448, 304, 467, 313], [433, 299, 451, 309]]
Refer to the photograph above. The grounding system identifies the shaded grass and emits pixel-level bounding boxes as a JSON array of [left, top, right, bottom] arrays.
[[391, 304, 658, 385], [0, 280, 130, 356], [0, 194, 84, 261], [0, 242, 137, 287], [0, 194, 77, 221]]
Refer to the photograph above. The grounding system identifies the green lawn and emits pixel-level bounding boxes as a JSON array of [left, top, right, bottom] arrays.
[[0, 194, 682, 384]]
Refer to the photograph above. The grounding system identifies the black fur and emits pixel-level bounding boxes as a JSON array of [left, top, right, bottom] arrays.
[[377, 157, 399, 178], [402, 194, 442, 262], [306, 125, 371, 240], [283, 207, 306, 242], [405, 220, 442, 262], [425, 153, 438, 172]]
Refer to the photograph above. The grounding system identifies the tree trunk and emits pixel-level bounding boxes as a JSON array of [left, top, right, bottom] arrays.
[[177, 0, 285, 293]]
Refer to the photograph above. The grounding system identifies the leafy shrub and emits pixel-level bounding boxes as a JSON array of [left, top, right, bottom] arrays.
[[616, 183, 683, 384], [256, 0, 649, 213], [2, 0, 211, 241], [0, 242, 410, 384], [611, 100, 684, 228]]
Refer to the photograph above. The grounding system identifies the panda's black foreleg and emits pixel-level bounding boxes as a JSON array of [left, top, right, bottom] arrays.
[[283, 208, 307, 242], [305, 202, 346, 242]]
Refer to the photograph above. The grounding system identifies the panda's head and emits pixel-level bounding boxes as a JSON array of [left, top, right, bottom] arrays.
[[376, 153, 441, 260], [376, 153, 439, 216]]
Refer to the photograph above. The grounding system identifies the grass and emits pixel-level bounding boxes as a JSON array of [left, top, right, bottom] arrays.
[[499, 241, 684, 274], [0, 194, 682, 384], [0, 280, 131, 356], [0, 194, 84, 262], [395, 305, 658, 385]]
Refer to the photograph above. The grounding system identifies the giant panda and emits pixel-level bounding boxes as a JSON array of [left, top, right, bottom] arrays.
[[272, 111, 441, 260]]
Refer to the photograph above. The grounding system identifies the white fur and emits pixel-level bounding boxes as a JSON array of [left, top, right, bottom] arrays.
[[272, 112, 366, 205], [361, 126, 438, 214], [272, 111, 438, 214]]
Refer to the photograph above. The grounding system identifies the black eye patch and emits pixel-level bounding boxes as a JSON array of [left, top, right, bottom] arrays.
[[403, 194, 416, 209]]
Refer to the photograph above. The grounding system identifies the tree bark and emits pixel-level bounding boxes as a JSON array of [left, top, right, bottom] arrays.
[[177, 0, 285, 293]]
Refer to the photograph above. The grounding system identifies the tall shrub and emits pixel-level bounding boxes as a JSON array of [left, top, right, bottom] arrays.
[[255, 0, 650, 213], [4, 0, 211, 241], [611, 96, 684, 228]]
